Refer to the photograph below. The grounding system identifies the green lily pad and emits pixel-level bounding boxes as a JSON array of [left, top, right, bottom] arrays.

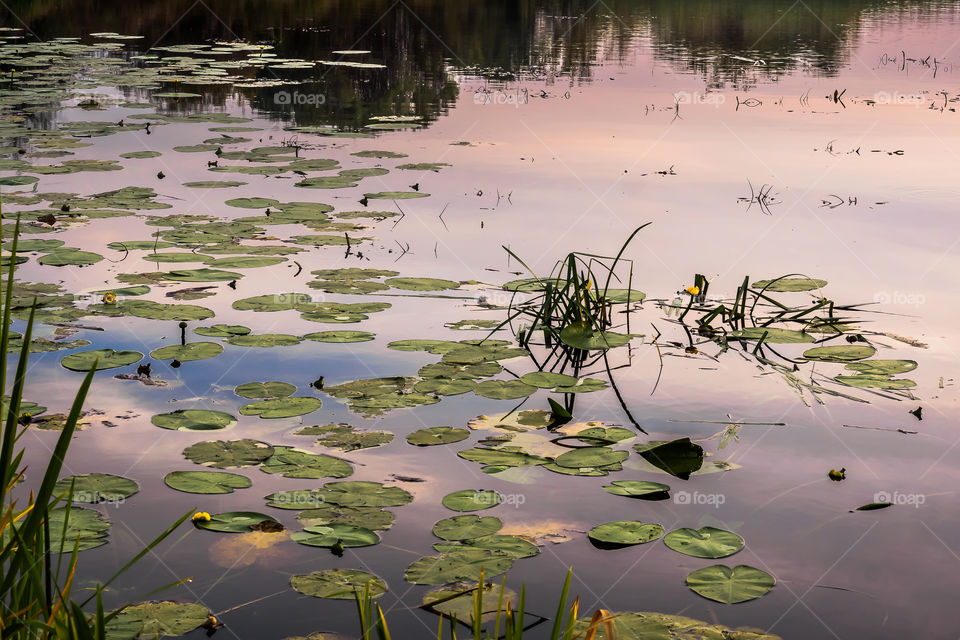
[[54, 473, 139, 503], [364, 191, 428, 200], [414, 378, 477, 396], [588, 521, 664, 547], [433, 535, 539, 560], [385, 277, 459, 291], [559, 324, 634, 350], [303, 331, 375, 343], [442, 490, 502, 512], [571, 611, 781, 639], [554, 378, 609, 394], [633, 438, 704, 480], [164, 470, 251, 495], [183, 180, 246, 188], [291, 523, 380, 548], [729, 327, 815, 344], [352, 150, 407, 158], [396, 162, 449, 171], [61, 348, 143, 371], [474, 380, 537, 400], [0, 175, 39, 186], [575, 427, 636, 443], [150, 342, 223, 361], [834, 374, 916, 389], [433, 515, 503, 541], [664, 527, 745, 559], [602, 289, 647, 303], [195, 324, 251, 337], [555, 447, 628, 469], [405, 549, 513, 585], [162, 268, 242, 282], [183, 439, 274, 469], [602, 480, 670, 499], [3, 238, 64, 251], [803, 345, 877, 362], [104, 601, 209, 640], [225, 197, 281, 209], [152, 409, 236, 431], [407, 426, 470, 446], [520, 371, 578, 388], [240, 397, 322, 419], [308, 280, 388, 295], [48, 507, 109, 551], [260, 446, 352, 479], [119, 151, 162, 159], [685, 565, 775, 604], [196, 511, 278, 533], [844, 359, 917, 375], [296, 423, 393, 451], [422, 582, 518, 625], [235, 381, 296, 398], [142, 252, 209, 263], [312, 481, 413, 507], [298, 505, 395, 531], [38, 249, 103, 266], [444, 319, 502, 331], [291, 569, 386, 600], [226, 333, 302, 347], [203, 256, 286, 269], [458, 447, 549, 467], [753, 277, 827, 292]]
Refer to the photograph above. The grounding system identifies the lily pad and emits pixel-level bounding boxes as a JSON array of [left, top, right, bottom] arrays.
[[729, 327, 815, 344], [152, 409, 236, 431], [571, 611, 782, 639], [588, 521, 664, 547], [559, 324, 634, 350], [38, 249, 103, 266], [364, 191, 429, 200], [298, 505, 395, 531], [291, 569, 386, 600], [845, 359, 917, 375], [458, 447, 549, 468], [834, 375, 916, 389], [226, 333, 302, 347], [61, 348, 143, 371], [234, 381, 296, 398], [413, 378, 477, 395], [633, 438, 704, 480], [48, 507, 109, 551], [685, 565, 775, 604], [104, 601, 209, 640], [555, 447, 628, 469], [183, 439, 274, 468], [474, 380, 537, 400], [291, 523, 380, 548], [520, 371, 578, 388], [119, 151, 162, 159], [405, 549, 513, 585], [307, 481, 412, 507], [433, 515, 503, 541], [754, 277, 827, 292], [664, 527, 745, 559], [150, 342, 223, 361], [239, 397, 322, 419], [303, 330, 375, 343], [433, 535, 539, 560], [163, 470, 252, 495], [296, 423, 393, 451], [386, 277, 459, 291], [195, 324, 251, 337], [442, 490, 502, 512], [602, 480, 670, 499], [54, 473, 139, 503], [407, 426, 470, 446], [260, 446, 352, 479], [196, 511, 279, 533], [803, 345, 877, 362], [162, 268, 242, 282]]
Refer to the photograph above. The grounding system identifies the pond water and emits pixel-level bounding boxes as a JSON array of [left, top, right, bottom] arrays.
[[3, 1, 960, 638]]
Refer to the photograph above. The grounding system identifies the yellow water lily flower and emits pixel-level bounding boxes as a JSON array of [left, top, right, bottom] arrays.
[[192, 511, 212, 523], [102, 291, 117, 304], [685, 286, 700, 296]]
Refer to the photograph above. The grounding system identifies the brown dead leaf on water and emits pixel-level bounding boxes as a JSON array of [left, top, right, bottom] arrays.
[[208, 530, 296, 569], [499, 520, 584, 544]]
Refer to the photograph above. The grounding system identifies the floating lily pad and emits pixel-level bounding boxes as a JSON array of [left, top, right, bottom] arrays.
[[204, 256, 286, 269], [226, 334, 302, 347], [195, 324, 251, 337], [119, 151, 162, 159], [183, 439, 274, 468], [291, 523, 380, 548], [474, 380, 537, 400], [260, 446, 352, 479], [729, 327, 815, 344], [753, 277, 827, 292], [152, 409, 236, 431], [664, 527, 745, 559], [685, 565, 775, 604], [239, 397, 322, 419], [520, 371, 578, 388], [296, 423, 393, 451], [48, 507, 109, 551], [433, 515, 503, 541], [121, 300, 214, 321], [54, 473, 139, 503], [554, 378, 609, 394], [602, 480, 670, 499], [162, 268, 242, 282], [571, 611, 781, 639], [38, 249, 103, 266], [442, 490, 502, 512], [183, 180, 246, 188], [433, 534, 539, 560], [834, 375, 916, 389], [422, 582, 518, 625], [396, 162, 449, 171], [458, 447, 549, 467], [163, 470, 252, 495], [803, 345, 877, 362], [291, 569, 386, 600], [196, 511, 278, 533], [559, 324, 634, 350], [104, 601, 209, 640], [3, 238, 64, 251], [234, 381, 296, 398], [303, 330, 375, 343], [364, 191, 429, 200], [313, 481, 412, 507], [298, 505, 395, 531], [61, 348, 143, 371], [588, 521, 664, 548], [150, 342, 223, 362], [413, 378, 477, 395], [352, 150, 407, 158], [633, 438, 704, 480], [405, 549, 513, 585], [845, 359, 917, 375], [407, 426, 470, 446], [386, 277, 459, 291], [555, 447, 628, 469]]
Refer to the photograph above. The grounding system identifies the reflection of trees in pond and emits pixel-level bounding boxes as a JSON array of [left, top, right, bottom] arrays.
[[5, 0, 944, 123]]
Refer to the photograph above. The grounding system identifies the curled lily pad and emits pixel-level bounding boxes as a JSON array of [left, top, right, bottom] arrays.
[[685, 565, 775, 604], [164, 470, 252, 494], [803, 345, 877, 362], [442, 490, 502, 512], [239, 397, 322, 419], [291, 569, 386, 600], [61, 348, 143, 371], [196, 511, 278, 533], [260, 446, 352, 479], [291, 523, 380, 548], [54, 473, 139, 503], [664, 527, 744, 559], [407, 426, 470, 446], [183, 439, 274, 468], [234, 381, 296, 399], [303, 330, 375, 343], [104, 602, 209, 639], [152, 410, 236, 431], [588, 521, 664, 547], [602, 480, 670, 499], [149, 342, 223, 361], [633, 438, 704, 480]]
